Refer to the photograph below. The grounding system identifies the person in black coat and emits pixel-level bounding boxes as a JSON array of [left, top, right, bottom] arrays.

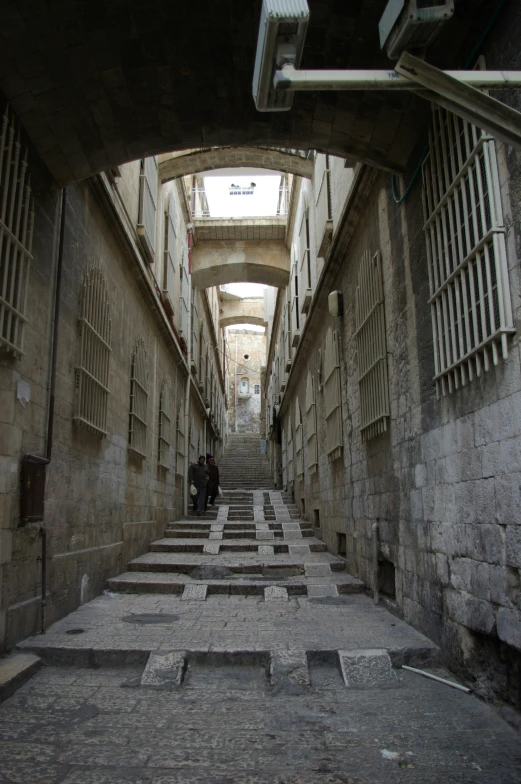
[[205, 455, 220, 509]]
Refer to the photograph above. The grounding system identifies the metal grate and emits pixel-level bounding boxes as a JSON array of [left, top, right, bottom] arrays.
[[0, 107, 34, 357], [355, 250, 390, 442], [305, 371, 318, 471], [295, 400, 304, 478], [324, 327, 343, 459], [137, 156, 158, 262], [176, 402, 185, 477], [158, 380, 171, 469], [422, 106, 514, 397], [128, 338, 148, 457], [74, 266, 112, 437], [162, 193, 177, 310]]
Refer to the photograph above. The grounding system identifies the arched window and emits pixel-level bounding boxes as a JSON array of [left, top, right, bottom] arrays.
[[128, 338, 148, 457], [324, 327, 343, 460], [295, 399, 304, 479], [158, 380, 171, 469], [75, 266, 112, 437], [306, 371, 318, 472], [240, 377, 249, 395]]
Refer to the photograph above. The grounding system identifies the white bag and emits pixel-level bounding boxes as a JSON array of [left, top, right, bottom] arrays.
[[190, 483, 197, 497], [218, 485, 223, 497]]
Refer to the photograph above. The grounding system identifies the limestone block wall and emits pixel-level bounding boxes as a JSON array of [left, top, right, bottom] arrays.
[[275, 146, 521, 705]]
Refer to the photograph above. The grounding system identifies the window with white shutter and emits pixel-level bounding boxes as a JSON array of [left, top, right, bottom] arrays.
[[299, 211, 312, 313], [295, 400, 304, 479], [290, 250, 300, 348], [158, 380, 171, 469], [281, 427, 287, 487], [0, 107, 34, 358], [74, 266, 112, 437], [324, 327, 343, 460], [191, 289, 199, 373], [176, 401, 185, 477], [287, 420, 294, 484], [355, 250, 390, 442], [128, 338, 148, 457], [422, 106, 514, 397], [137, 156, 158, 262], [305, 371, 318, 472], [162, 193, 177, 311], [179, 248, 189, 340]]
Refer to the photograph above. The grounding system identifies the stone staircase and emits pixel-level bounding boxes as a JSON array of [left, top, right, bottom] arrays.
[[218, 433, 273, 490], [107, 488, 364, 599]]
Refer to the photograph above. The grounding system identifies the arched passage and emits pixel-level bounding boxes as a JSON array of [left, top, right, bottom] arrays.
[[159, 148, 313, 182], [220, 297, 265, 329], [0, 3, 491, 184]]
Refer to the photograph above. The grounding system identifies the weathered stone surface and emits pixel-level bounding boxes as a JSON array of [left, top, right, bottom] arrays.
[[269, 649, 310, 693], [181, 585, 208, 601], [140, 650, 187, 689], [339, 649, 399, 690], [264, 586, 288, 602]]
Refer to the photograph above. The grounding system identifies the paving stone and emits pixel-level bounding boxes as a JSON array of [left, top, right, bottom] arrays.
[[307, 584, 339, 598], [264, 586, 288, 602], [338, 648, 400, 690], [305, 563, 332, 577], [211, 524, 224, 531], [140, 650, 187, 689], [203, 542, 220, 555], [256, 531, 275, 540], [181, 584, 208, 601], [269, 649, 311, 693], [289, 545, 311, 556], [209, 532, 223, 540], [258, 545, 274, 556], [283, 530, 303, 539]]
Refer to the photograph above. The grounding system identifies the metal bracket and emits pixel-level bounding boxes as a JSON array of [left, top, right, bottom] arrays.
[[274, 54, 521, 148]]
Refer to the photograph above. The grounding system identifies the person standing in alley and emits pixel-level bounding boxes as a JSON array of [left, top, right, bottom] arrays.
[[188, 455, 209, 516], [205, 455, 220, 509]]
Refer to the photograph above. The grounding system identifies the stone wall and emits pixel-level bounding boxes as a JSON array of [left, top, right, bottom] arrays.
[[0, 151, 227, 650], [227, 330, 266, 434]]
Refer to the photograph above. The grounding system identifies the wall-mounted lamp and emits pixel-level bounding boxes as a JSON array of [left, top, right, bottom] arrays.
[[328, 290, 343, 318]]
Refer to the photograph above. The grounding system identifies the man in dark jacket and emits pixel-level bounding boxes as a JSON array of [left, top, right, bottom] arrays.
[[205, 455, 220, 509], [188, 455, 209, 516]]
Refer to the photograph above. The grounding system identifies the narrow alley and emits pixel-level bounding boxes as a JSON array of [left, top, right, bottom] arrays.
[[0, 435, 520, 783]]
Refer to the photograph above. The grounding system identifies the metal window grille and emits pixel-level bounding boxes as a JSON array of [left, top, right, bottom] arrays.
[[0, 107, 34, 357], [176, 402, 185, 477], [290, 258, 300, 347], [355, 250, 390, 442], [254, 384, 260, 395], [305, 371, 318, 471], [422, 106, 514, 397], [74, 266, 112, 437], [295, 400, 304, 478], [179, 249, 189, 339], [137, 156, 158, 262], [324, 327, 343, 459], [128, 338, 148, 457], [287, 421, 294, 484], [298, 211, 312, 313], [158, 381, 171, 469], [162, 193, 177, 310], [281, 427, 287, 487]]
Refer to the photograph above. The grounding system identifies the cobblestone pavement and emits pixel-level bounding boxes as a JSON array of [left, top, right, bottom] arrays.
[[1, 660, 520, 784], [7, 482, 521, 781]]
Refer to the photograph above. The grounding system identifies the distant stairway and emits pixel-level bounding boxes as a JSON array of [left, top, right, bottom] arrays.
[[218, 433, 273, 490]]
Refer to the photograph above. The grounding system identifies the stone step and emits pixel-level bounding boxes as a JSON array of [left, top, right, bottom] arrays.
[[107, 571, 365, 596], [127, 556, 347, 576], [150, 540, 328, 553]]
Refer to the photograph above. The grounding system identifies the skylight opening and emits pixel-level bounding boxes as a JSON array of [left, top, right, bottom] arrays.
[[202, 169, 286, 219]]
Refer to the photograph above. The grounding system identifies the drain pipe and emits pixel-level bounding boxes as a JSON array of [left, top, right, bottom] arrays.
[[372, 519, 380, 606], [183, 237, 192, 517], [38, 187, 67, 634]]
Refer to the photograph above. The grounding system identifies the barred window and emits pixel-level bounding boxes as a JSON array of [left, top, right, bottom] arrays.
[[422, 106, 514, 398], [324, 327, 343, 460], [158, 380, 171, 469], [74, 266, 112, 437], [287, 421, 294, 484], [281, 427, 287, 487], [295, 400, 304, 479], [355, 250, 390, 442], [137, 156, 158, 262], [162, 193, 177, 311], [305, 371, 318, 472], [128, 338, 148, 457], [176, 401, 185, 477], [0, 107, 34, 357]]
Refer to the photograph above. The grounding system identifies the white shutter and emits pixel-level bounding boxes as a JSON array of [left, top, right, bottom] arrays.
[[324, 327, 343, 460], [162, 194, 177, 309], [305, 371, 318, 471], [137, 156, 158, 262]]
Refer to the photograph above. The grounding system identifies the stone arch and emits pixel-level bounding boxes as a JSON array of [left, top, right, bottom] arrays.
[[191, 240, 290, 289], [159, 148, 313, 182]]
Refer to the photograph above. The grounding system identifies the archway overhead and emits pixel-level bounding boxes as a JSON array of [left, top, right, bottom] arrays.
[[0, 0, 496, 186], [159, 148, 313, 182], [220, 297, 266, 329], [191, 240, 289, 290]]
